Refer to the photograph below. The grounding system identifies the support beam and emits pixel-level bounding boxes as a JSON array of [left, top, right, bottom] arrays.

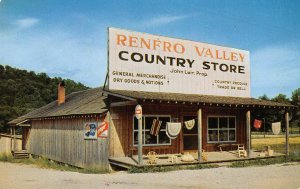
[[138, 116, 143, 165], [285, 112, 290, 156], [110, 101, 137, 107], [197, 109, 202, 162], [10, 127, 13, 152], [246, 111, 251, 157], [12, 127, 16, 152]]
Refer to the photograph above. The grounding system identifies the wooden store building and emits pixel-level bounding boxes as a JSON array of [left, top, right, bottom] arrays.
[[9, 28, 295, 170]]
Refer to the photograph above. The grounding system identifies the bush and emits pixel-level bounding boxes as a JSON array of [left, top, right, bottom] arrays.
[[128, 164, 219, 173], [0, 153, 13, 162], [229, 156, 290, 168]]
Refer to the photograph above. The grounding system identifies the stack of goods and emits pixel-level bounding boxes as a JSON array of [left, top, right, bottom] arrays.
[[266, 146, 274, 156], [181, 153, 195, 162]]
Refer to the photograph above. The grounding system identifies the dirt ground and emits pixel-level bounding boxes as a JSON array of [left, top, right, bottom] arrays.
[[0, 162, 299, 189]]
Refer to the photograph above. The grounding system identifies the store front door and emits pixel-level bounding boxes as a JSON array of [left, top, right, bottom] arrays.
[[182, 116, 198, 151]]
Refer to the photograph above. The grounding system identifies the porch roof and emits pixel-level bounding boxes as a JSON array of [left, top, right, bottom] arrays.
[[104, 89, 295, 109], [9, 87, 107, 125]]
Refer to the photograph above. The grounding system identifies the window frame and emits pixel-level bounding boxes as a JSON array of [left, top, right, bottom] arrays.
[[133, 114, 172, 146], [207, 116, 237, 144]]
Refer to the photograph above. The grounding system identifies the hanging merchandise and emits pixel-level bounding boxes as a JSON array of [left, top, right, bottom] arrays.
[[166, 122, 182, 139], [184, 119, 195, 130], [150, 119, 162, 136], [181, 153, 195, 162], [253, 119, 262, 129], [272, 122, 281, 135]]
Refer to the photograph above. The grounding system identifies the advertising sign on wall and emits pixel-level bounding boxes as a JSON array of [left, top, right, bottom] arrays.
[[108, 28, 250, 97], [97, 121, 109, 138], [84, 122, 97, 139]]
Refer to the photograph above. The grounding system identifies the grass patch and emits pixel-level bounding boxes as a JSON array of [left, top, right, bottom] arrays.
[[0, 153, 14, 162], [230, 154, 300, 168], [252, 136, 300, 154], [231, 136, 300, 168], [128, 164, 219, 173], [0, 153, 109, 174], [80, 167, 109, 174], [230, 157, 286, 168]]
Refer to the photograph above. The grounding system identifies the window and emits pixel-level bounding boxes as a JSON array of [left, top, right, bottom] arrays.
[[207, 116, 236, 143], [133, 115, 171, 146]]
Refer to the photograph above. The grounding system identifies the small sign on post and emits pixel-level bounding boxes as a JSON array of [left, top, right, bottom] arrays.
[[135, 105, 142, 120], [135, 104, 143, 165]]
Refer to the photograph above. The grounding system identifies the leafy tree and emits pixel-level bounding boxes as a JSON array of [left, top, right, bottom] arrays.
[[291, 88, 300, 130], [291, 88, 300, 106], [258, 94, 270, 101], [271, 93, 290, 104], [0, 64, 90, 133]]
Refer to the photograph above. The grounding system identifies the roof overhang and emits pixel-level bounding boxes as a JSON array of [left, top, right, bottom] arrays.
[[15, 119, 31, 127], [102, 89, 138, 101], [103, 89, 296, 110]]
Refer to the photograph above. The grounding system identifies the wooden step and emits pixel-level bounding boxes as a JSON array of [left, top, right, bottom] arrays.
[[12, 150, 29, 159], [13, 150, 28, 154], [109, 159, 131, 169], [13, 155, 29, 159]]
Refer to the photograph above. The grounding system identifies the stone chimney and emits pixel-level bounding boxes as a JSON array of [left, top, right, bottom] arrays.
[[58, 81, 65, 105]]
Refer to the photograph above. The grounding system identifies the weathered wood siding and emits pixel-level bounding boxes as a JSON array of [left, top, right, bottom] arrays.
[[109, 103, 248, 157], [109, 106, 130, 157], [0, 134, 22, 154], [27, 115, 109, 170]]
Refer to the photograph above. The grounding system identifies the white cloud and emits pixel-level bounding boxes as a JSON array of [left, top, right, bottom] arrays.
[[251, 44, 300, 98], [140, 15, 190, 27], [15, 18, 39, 29]]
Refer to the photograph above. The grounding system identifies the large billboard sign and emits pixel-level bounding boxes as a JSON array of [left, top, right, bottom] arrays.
[[108, 28, 250, 97]]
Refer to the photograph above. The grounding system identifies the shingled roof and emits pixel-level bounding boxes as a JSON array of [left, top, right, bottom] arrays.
[[9, 88, 107, 125], [10, 87, 295, 125], [104, 89, 295, 109]]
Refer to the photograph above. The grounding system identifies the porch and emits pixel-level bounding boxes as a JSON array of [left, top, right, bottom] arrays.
[[104, 89, 295, 168], [109, 150, 285, 169]]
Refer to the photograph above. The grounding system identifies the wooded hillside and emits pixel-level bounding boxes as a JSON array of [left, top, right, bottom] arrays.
[[0, 65, 89, 133]]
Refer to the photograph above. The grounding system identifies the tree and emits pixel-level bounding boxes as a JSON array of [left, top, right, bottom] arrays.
[[271, 93, 290, 104], [0, 64, 90, 133], [291, 88, 300, 131], [291, 88, 300, 106], [258, 94, 270, 101]]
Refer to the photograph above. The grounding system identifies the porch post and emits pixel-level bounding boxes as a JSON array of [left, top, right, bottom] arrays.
[[246, 110, 251, 157], [285, 111, 290, 156], [13, 126, 16, 151], [10, 127, 13, 152], [197, 108, 202, 162], [138, 115, 143, 165]]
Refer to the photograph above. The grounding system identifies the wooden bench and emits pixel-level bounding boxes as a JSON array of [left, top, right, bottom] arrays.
[[218, 144, 243, 152], [145, 152, 182, 164]]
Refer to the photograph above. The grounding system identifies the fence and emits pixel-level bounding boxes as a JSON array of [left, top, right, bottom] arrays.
[[0, 134, 22, 154]]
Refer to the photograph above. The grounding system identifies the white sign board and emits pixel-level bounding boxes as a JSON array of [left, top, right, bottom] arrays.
[[108, 28, 250, 97]]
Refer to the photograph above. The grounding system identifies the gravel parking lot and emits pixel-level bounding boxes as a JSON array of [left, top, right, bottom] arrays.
[[0, 162, 299, 189]]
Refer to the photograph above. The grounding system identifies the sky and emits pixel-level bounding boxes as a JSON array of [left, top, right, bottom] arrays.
[[0, 0, 299, 98]]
